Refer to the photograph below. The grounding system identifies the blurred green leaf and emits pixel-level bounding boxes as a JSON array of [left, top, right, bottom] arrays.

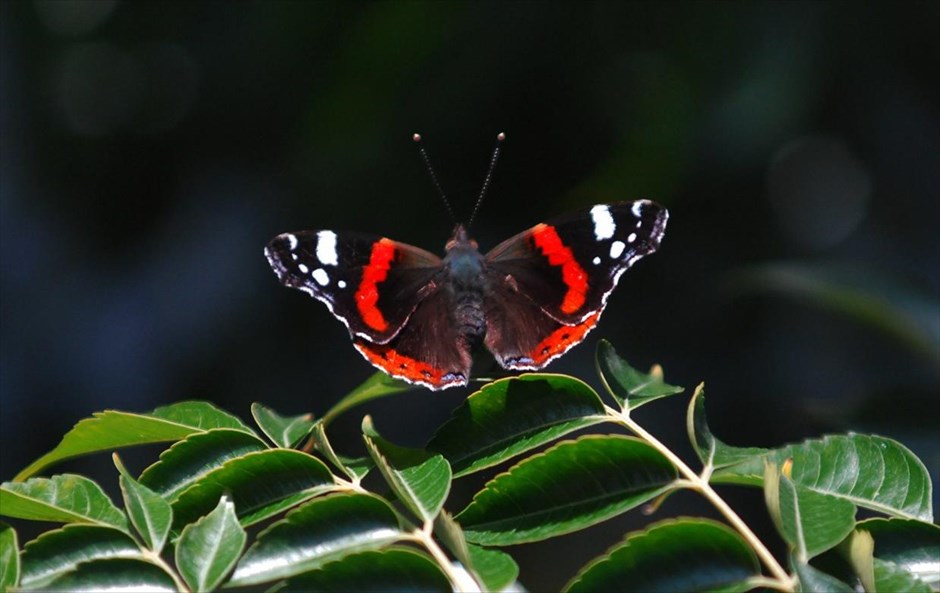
[[229, 492, 403, 587], [113, 454, 172, 554], [432, 511, 472, 574], [764, 463, 856, 560], [563, 518, 760, 593], [139, 428, 269, 501], [792, 559, 855, 593], [427, 374, 609, 477], [726, 262, 940, 360], [0, 522, 19, 593], [596, 340, 684, 411], [873, 557, 933, 593], [713, 434, 933, 522], [0, 475, 127, 532], [19, 525, 141, 590], [14, 401, 255, 481], [456, 435, 677, 545], [859, 518, 940, 588], [176, 495, 245, 592], [686, 384, 768, 470], [310, 422, 372, 480], [251, 403, 315, 448], [42, 558, 176, 592], [170, 449, 336, 530], [272, 548, 452, 593], [362, 416, 451, 523], [322, 372, 414, 426], [466, 544, 519, 592]]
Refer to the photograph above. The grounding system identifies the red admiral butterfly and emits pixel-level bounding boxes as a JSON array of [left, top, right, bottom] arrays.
[[265, 135, 668, 390]]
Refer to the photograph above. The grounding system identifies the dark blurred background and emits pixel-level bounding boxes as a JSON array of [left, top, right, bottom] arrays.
[[1, 1, 938, 589]]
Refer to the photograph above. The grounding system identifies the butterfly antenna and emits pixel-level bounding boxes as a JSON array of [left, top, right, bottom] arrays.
[[468, 132, 506, 228], [413, 133, 457, 224]]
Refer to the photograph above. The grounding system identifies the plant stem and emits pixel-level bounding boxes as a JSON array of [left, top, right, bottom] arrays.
[[612, 408, 793, 589], [408, 527, 482, 592], [142, 549, 190, 592]]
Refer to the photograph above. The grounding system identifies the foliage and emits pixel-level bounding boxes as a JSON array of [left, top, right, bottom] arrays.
[[1, 340, 936, 592]]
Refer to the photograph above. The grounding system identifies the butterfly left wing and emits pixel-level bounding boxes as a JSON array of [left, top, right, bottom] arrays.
[[483, 200, 667, 370], [265, 230, 444, 344], [265, 229, 471, 390]]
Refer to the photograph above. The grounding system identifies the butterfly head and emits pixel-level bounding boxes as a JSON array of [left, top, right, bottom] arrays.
[[445, 224, 478, 252]]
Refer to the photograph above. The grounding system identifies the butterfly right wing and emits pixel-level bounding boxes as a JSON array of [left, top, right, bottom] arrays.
[[264, 230, 444, 344]]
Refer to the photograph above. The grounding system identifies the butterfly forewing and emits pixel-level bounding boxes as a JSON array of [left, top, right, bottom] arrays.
[[484, 201, 667, 325], [265, 231, 444, 344]]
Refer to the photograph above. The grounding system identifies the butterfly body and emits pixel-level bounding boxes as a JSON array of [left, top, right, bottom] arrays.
[[265, 201, 668, 390]]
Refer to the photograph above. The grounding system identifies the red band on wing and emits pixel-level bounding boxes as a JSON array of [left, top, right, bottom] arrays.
[[531, 224, 588, 314], [354, 341, 464, 388], [528, 312, 600, 366], [355, 238, 396, 331]]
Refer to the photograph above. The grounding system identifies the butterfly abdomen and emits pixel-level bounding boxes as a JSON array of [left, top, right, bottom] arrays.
[[444, 240, 487, 347]]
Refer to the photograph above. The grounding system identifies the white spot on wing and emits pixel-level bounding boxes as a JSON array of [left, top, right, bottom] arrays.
[[291, 253, 298, 260], [312, 268, 329, 286], [609, 240, 626, 259], [631, 201, 646, 217], [592, 256, 601, 265], [286, 233, 298, 250], [338, 280, 347, 289], [298, 263, 309, 274], [590, 205, 616, 240], [316, 231, 339, 266], [627, 232, 637, 243]]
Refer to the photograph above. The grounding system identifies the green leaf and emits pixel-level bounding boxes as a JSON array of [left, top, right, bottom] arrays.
[[14, 401, 254, 481], [42, 558, 177, 592], [176, 495, 245, 592], [251, 403, 314, 448], [113, 454, 172, 553], [0, 522, 19, 593], [792, 560, 855, 593], [311, 422, 372, 480], [873, 557, 933, 593], [138, 428, 269, 501], [564, 518, 760, 593], [466, 544, 519, 592], [765, 463, 856, 560], [858, 518, 940, 588], [725, 262, 940, 361], [713, 434, 933, 521], [272, 548, 452, 592], [170, 449, 336, 530], [362, 416, 451, 523], [0, 475, 127, 532], [456, 435, 678, 545], [686, 385, 768, 470], [229, 492, 403, 587], [427, 374, 609, 477], [322, 372, 414, 426], [595, 340, 683, 410], [432, 511, 473, 573], [20, 525, 142, 590]]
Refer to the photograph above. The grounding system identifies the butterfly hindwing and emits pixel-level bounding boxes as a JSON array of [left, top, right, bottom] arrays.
[[265, 230, 444, 343], [354, 288, 472, 389]]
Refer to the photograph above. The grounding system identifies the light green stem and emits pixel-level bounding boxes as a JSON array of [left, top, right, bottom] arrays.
[[612, 407, 793, 589]]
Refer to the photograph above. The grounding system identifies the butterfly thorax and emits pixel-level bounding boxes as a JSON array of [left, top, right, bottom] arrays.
[[443, 224, 487, 347]]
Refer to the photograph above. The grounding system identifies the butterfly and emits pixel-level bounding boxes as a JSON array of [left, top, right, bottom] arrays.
[[264, 134, 668, 390]]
